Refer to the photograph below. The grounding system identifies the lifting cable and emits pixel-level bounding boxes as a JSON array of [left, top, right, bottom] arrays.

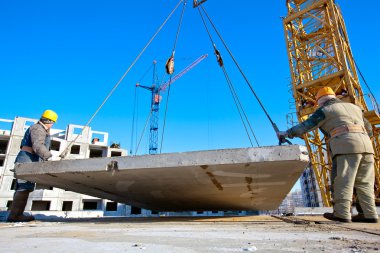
[[197, 4, 290, 145], [353, 59, 380, 113], [195, 5, 260, 147], [160, 0, 187, 153], [59, 0, 184, 158], [130, 63, 155, 154], [222, 67, 259, 147], [130, 86, 138, 155]]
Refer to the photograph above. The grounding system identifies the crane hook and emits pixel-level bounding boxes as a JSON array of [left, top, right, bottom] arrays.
[[165, 55, 175, 75], [214, 48, 223, 67]]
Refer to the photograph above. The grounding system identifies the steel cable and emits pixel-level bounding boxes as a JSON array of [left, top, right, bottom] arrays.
[[59, 0, 184, 158]]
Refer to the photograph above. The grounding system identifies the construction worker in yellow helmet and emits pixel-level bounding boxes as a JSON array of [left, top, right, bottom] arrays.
[[7, 109, 58, 222], [277, 87, 378, 223]]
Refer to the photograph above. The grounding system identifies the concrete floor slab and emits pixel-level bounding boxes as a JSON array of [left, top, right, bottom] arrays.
[[15, 145, 309, 211]]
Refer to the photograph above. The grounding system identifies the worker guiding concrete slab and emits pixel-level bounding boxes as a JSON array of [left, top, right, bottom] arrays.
[[277, 87, 378, 223], [7, 110, 58, 222]]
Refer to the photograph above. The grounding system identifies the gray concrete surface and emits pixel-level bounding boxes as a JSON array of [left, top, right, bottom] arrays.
[[15, 145, 309, 211], [0, 216, 379, 253]]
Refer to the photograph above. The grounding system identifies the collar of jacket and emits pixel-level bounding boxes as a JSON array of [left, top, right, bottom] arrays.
[[38, 121, 50, 132], [321, 98, 342, 107]]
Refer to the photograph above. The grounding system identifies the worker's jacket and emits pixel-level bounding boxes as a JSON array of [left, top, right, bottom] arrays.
[[20, 121, 52, 161], [287, 98, 374, 157]]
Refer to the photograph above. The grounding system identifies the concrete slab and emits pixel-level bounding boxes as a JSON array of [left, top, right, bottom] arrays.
[[15, 145, 309, 211]]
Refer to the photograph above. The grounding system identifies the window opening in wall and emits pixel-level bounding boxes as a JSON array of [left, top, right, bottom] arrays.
[[10, 179, 16, 190], [50, 140, 61, 151], [70, 145, 80, 154], [82, 200, 99, 210], [131, 206, 141, 215], [91, 137, 100, 144], [35, 184, 53, 190], [151, 210, 159, 215], [31, 201, 51, 211], [111, 151, 122, 157], [62, 201, 73, 211], [0, 139, 9, 155], [23, 121, 35, 132], [91, 133, 104, 144], [89, 149, 103, 158], [197, 211, 203, 214], [106, 202, 118, 211], [73, 127, 83, 135], [7, 201, 12, 209], [0, 158, 4, 167]]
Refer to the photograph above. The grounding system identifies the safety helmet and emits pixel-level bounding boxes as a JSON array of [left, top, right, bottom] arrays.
[[41, 110, 58, 123], [315, 87, 335, 101]]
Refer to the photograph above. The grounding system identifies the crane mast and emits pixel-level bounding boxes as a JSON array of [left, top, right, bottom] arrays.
[[283, 0, 380, 206]]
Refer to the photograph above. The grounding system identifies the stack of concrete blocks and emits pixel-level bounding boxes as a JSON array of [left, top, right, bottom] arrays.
[[0, 117, 158, 219]]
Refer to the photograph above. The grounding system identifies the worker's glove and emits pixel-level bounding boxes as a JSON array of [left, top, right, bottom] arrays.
[[59, 150, 68, 159], [276, 131, 291, 145], [277, 131, 289, 139]]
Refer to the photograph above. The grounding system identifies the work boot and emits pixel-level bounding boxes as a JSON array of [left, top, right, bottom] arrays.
[[323, 212, 351, 223], [352, 214, 379, 223], [7, 191, 35, 222]]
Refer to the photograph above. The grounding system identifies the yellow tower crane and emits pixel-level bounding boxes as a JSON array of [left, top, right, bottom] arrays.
[[283, 0, 380, 206]]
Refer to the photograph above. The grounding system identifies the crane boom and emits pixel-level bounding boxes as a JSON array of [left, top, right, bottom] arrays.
[[160, 54, 208, 92]]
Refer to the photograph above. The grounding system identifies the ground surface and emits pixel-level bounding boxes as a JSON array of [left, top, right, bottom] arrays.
[[0, 216, 379, 253]]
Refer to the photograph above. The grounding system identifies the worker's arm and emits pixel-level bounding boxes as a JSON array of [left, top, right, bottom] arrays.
[[363, 117, 373, 138], [30, 124, 52, 161], [286, 108, 325, 138]]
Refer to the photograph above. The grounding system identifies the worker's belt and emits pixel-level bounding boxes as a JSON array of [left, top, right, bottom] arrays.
[[330, 125, 367, 139], [21, 146, 35, 154]]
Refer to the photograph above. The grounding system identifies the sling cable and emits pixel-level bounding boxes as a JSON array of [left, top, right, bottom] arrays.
[[194, 0, 291, 146], [132, 0, 191, 155], [59, 0, 184, 158]]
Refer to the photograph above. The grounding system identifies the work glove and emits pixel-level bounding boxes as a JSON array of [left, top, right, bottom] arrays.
[[276, 131, 288, 139], [276, 131, 291, 145], [59, 149, 69, 159]]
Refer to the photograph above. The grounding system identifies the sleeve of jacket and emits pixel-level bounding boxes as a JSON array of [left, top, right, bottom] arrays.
[[363, 116, 373, 137], [30, 124, 52, 160], [286, 108, 326, 138]]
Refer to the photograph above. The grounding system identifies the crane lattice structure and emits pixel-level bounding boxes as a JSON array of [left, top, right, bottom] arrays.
[[283, 0, 380, 206]]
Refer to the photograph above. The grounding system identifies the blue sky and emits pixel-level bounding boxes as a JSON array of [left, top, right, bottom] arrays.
[[1, 0, 379, 157]]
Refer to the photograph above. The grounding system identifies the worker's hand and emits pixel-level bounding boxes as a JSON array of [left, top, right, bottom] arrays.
[[277, 131, 290, 145], [59, 150, 68, 159], [276, 131, 289, 139]]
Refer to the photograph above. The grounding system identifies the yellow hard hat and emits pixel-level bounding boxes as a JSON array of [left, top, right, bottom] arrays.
[[315, 87, 335, 101], [41, 109, 58, 123]]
